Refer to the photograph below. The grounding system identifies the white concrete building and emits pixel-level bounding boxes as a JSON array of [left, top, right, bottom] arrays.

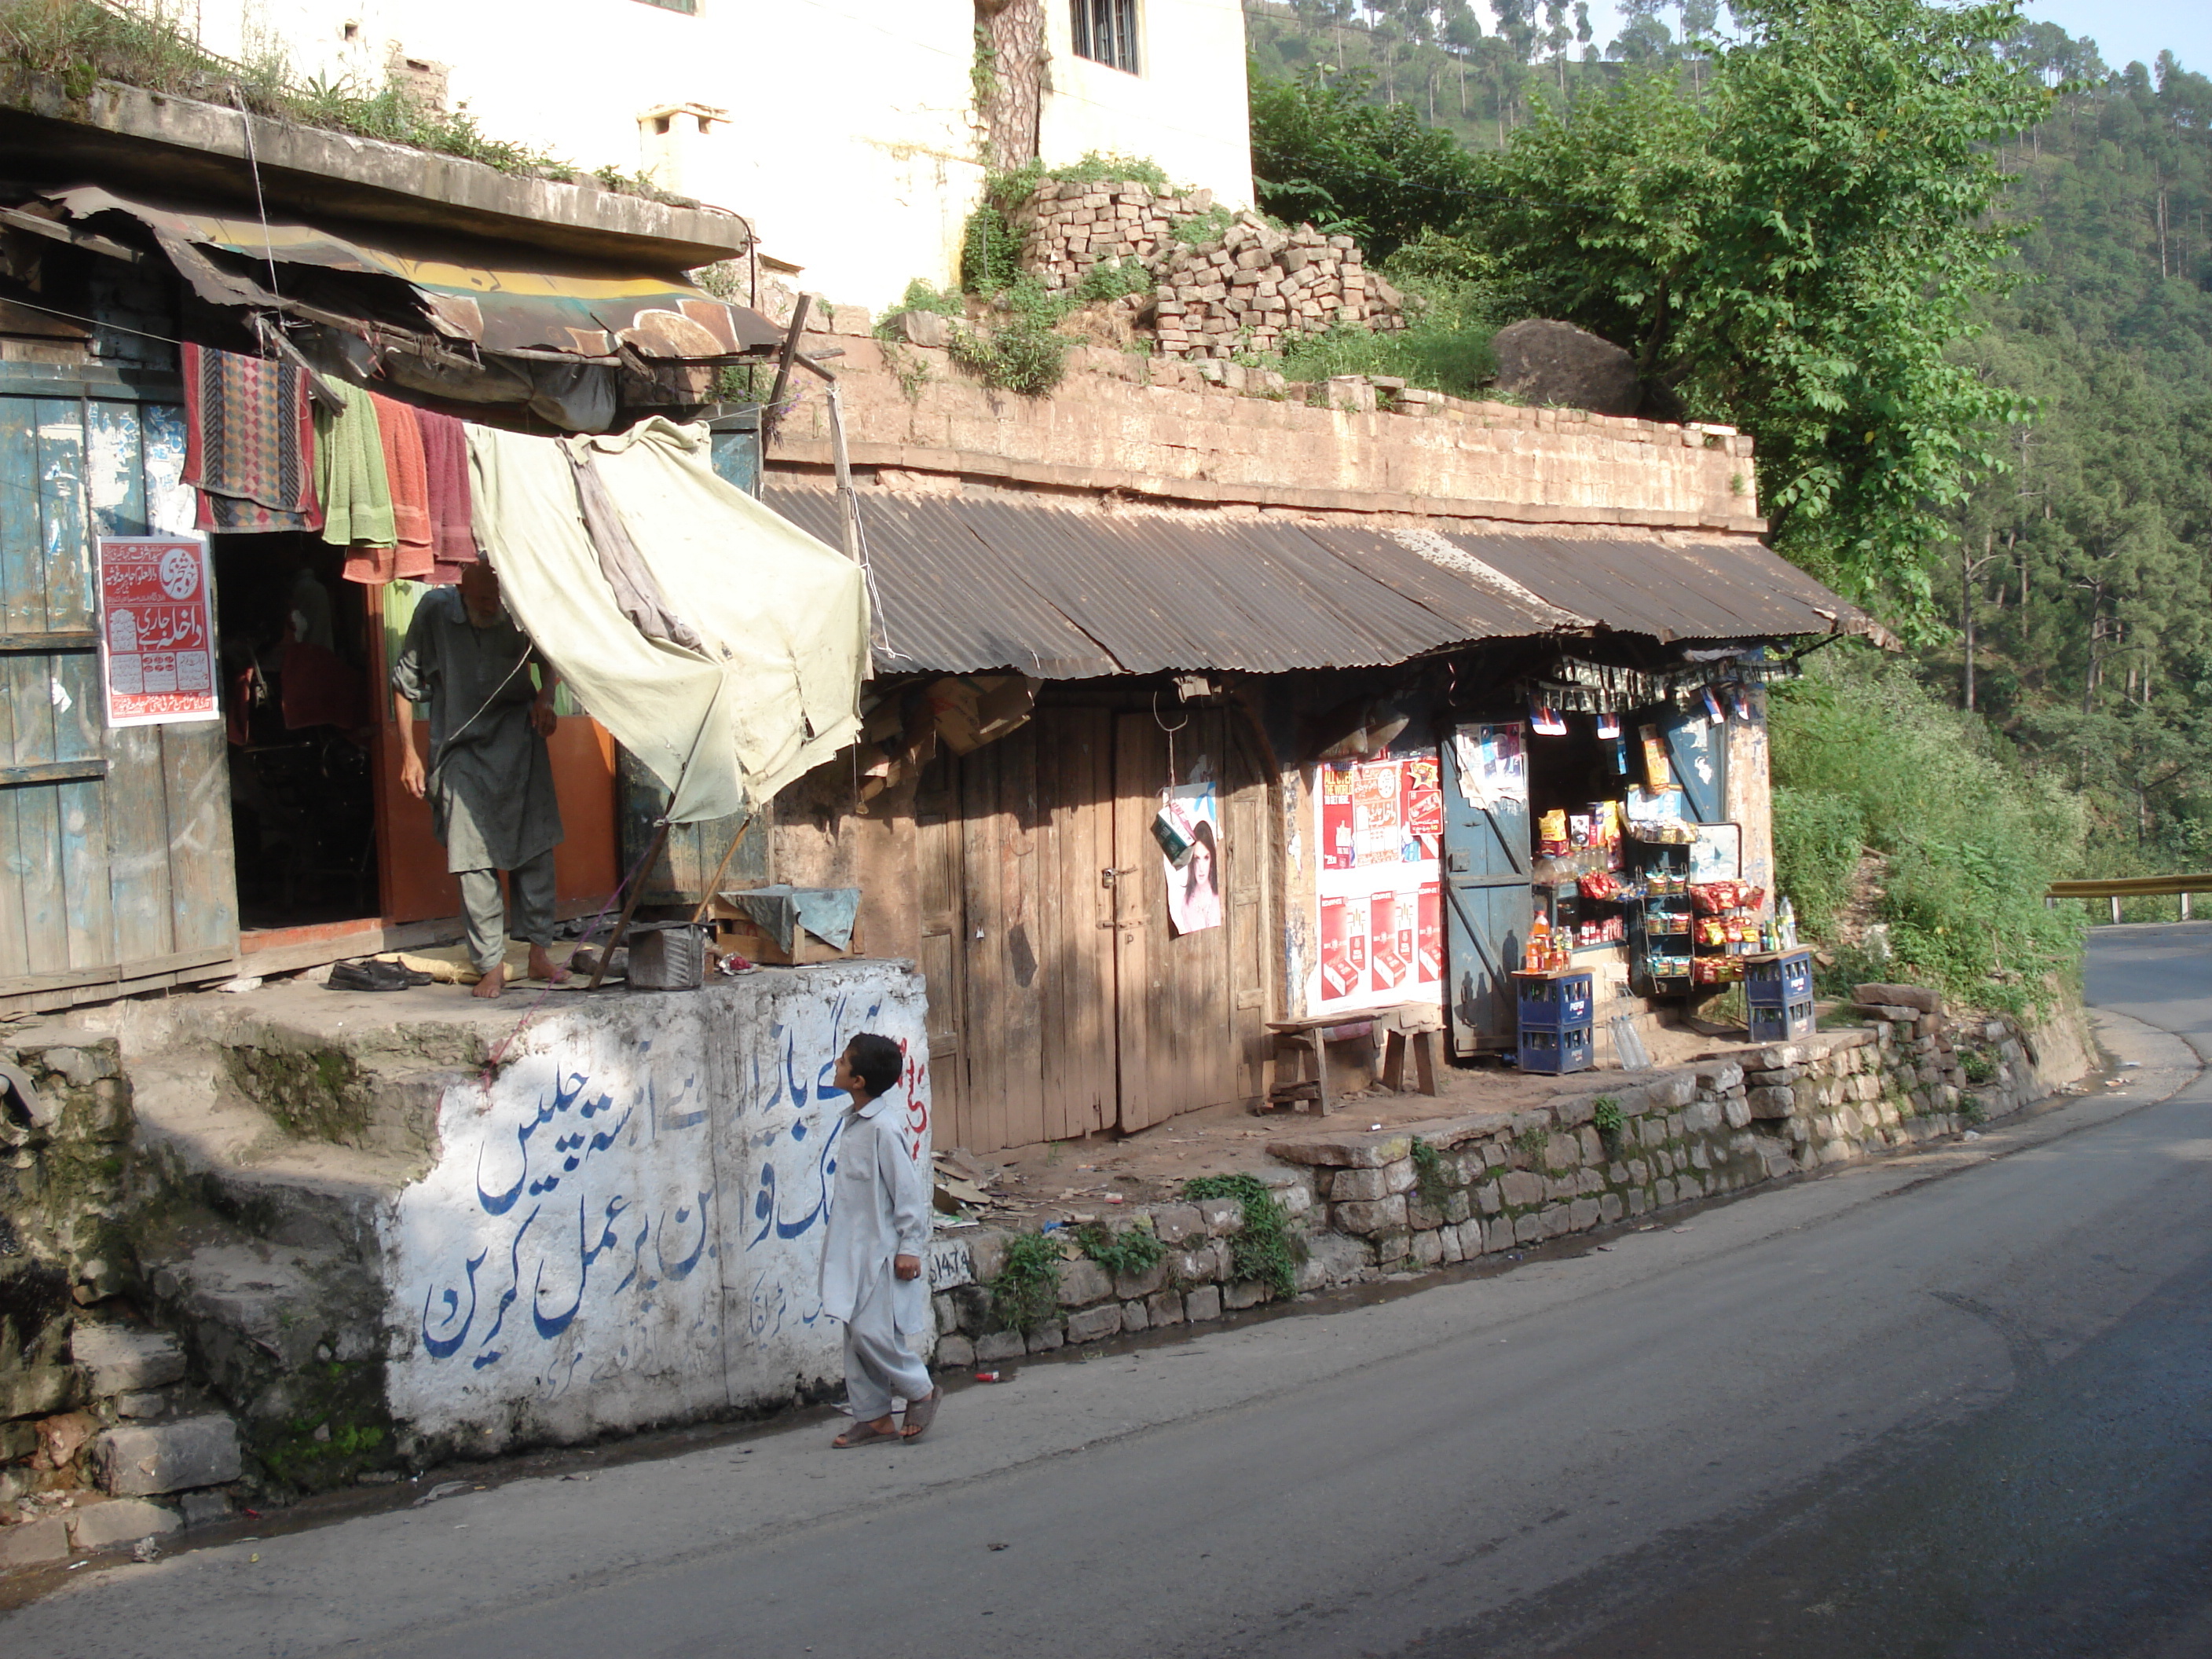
[[179, 0, 1256, 308]]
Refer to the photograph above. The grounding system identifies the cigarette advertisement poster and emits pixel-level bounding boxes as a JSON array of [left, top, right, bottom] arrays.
[[1310, 752, 1443, 1016], [96, 536, 218, 727]]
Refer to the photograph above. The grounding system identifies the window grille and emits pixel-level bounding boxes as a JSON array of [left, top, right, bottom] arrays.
[[1071, 0, 1138, 74]]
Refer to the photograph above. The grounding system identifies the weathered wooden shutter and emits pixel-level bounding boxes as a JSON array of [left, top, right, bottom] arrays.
[[1661, 708, 1727, 823], [1440, 723, 1532, 1057], [0, 376, 236, 1010]]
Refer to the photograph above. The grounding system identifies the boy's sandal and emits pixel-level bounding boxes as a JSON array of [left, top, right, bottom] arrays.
[[900, 1388, 941, 1441], [831, 1419, 900, 1448]]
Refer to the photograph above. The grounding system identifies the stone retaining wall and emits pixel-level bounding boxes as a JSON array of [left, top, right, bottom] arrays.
[[1010, 181, 1406, 362], [2, 1031, 244, 1566], [928, 995, 2085, 1364]]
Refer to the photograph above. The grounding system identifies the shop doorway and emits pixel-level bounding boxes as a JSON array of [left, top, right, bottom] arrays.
[[916, 703, 1272, 1153], [215, 551, 621, 958], [214, 534, 379, 932]]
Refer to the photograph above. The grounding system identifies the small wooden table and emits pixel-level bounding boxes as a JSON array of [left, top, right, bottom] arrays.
[[1265, 1004, 1441, 1115]]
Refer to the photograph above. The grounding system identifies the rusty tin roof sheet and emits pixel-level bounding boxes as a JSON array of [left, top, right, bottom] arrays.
[[46, 185, 783, 360], [763, 487, 1878, 679]]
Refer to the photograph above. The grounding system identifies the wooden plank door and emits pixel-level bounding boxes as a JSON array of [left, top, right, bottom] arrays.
[[1033, 708, 1115, 1141], [959, 724, 1047, 1152], [1441, 722, 1532, 1057], [1111, 711, 1238, 1132], [0, 383, 236, 1007], [914, 753, 968, 1142]]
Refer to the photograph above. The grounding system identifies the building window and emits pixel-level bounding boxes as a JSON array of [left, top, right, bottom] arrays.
[[1071, 0, 1138, 74]]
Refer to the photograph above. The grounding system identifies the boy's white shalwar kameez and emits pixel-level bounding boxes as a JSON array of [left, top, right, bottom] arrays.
[[819, 1090, 933, 1419]]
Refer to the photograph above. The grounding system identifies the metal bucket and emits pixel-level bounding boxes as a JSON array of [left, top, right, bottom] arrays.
[[624, 921, 708, 991]]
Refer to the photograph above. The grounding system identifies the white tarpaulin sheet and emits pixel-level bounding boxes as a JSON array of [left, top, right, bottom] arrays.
[[467, 418, 866, 822]]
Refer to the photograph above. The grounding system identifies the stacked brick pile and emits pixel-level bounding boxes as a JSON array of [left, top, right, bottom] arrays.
[[1010, 178, 1408, 361], [1146, 216, 1407, 361], [1012, 177, 1208, 290]]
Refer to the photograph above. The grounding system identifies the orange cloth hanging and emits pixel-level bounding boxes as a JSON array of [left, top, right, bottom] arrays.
[[370, 390, 434, 578]]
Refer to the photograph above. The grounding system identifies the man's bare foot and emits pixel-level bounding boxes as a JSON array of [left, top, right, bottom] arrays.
[[527, 944, 568, 985], [832, 1415, 899, 1448], [471, 964, 506, 999]]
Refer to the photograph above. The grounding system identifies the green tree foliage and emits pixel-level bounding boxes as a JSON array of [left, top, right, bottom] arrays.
[[1248, 66, 1481, 257], [1456, 1, 2052, 616], [1936, 46, 2212, 876]]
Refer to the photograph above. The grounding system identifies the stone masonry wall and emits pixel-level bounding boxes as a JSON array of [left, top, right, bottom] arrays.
[[1011, 181, 1406, 362], [774, 331, 1761, 531], [2, 1031, 244, 1569], [926, 991, 2082, 1364]]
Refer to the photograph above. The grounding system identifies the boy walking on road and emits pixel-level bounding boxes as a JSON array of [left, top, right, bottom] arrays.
[[820, 1034, 941, 1447]]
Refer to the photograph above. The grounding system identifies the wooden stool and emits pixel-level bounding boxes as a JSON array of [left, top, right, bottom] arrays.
[[1380, 1026, 1440, 1096]]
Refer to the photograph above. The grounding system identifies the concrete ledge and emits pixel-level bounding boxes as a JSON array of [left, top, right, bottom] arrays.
[[0, 68, 752, 268]]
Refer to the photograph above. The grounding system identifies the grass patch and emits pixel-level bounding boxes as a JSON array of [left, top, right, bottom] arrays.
[[0, 0, 581, 179], [988, 1231, 1064, 1334], [1408, 1136, 1453, 1211], [1771, 647, 2086, 1016], [1181, 1174, 1304, 1300], [1071, 1220, 1166, 1281]]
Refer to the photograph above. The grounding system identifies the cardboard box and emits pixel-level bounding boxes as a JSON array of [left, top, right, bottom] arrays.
[[713, 913, 865, 966]]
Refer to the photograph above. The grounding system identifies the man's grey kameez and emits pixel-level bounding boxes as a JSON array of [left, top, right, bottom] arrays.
[[820, 1090, 933, 1421], [390, 588, 563, 971]]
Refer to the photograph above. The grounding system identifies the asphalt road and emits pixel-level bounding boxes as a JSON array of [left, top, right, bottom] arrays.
[[10, 925, 2212, 1658]]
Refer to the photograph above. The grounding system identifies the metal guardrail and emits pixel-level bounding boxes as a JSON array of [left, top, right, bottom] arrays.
[[2045, 874, 2212, 923]]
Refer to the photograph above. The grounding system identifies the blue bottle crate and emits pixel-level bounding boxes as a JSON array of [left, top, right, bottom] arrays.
[[1748, 998, 1815, 1042], [1746, 950, 1814, 1008], [1517, 1024, 1595, 1075], [1515, 970, 1595, 1031]]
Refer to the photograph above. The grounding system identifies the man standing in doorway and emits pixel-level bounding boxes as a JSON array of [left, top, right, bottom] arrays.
[[392, 562, 566, 998]]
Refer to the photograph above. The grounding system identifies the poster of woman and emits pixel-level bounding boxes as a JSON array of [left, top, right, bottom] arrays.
[[1162, 782, 1223, 935]]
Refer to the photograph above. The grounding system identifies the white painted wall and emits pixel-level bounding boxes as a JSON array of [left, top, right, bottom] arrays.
[[1041, 0, 1254, 209], [379, 962, 932, 1452], [175, 0, 1253, 309]]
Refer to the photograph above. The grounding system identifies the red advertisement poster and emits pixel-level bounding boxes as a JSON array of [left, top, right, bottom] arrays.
[[1320, 765, 1357, 871], [1366, 888, 1420, 995], [97, 537, 218, 727], [1417, 882, 1442, 984], [1319, 895, 1368, 1003], [1404, 756, 1443, 857], [1350, 762, 1402, 865]]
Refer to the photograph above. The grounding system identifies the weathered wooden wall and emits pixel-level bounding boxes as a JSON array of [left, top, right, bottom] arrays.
[[0, 370, 238, 1012]]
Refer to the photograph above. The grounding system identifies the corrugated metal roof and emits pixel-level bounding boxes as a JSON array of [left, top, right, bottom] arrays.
[[1445, 533, 1863, 644], [760, 486, 1879, 679]]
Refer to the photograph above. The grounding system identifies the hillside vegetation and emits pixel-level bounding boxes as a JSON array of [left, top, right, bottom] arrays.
[[1242, 1, 2209, 1000]]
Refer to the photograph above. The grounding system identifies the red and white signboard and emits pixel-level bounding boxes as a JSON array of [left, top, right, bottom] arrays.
[[95, 536, 219, 727], [1309, 752, 1445, 1016]]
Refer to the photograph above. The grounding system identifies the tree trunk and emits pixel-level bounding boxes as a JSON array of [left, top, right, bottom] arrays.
[[975, 0, 1046, 171]]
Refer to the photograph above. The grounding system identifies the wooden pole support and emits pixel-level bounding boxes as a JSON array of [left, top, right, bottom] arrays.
[[687, 816, 755, 926], [588, 818, 672, 991]]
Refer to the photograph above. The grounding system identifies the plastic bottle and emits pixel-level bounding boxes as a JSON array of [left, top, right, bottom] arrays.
[[1525, 912, 1551, 972]]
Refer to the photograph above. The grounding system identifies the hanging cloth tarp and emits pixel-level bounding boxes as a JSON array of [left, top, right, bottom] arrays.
[[466, 419, 867, 822]]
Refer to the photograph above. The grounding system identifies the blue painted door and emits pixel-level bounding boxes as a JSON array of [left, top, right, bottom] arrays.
[[0, 372, 236, 1010], [1440, 722, 1532, 1057]]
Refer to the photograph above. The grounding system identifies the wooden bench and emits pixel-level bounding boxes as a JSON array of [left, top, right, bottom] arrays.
[[1264, 1004, 1442, 1115]]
